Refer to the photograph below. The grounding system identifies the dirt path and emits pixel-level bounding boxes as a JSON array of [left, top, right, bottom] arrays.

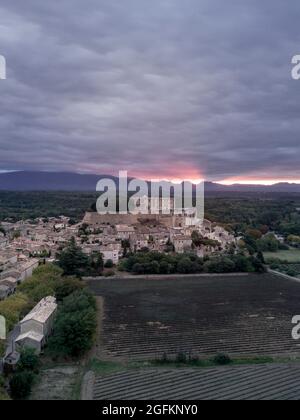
[[30, 366, 80, 400]]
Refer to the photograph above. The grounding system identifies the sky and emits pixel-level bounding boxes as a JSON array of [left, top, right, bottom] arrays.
[[0, 0, 300, 184]]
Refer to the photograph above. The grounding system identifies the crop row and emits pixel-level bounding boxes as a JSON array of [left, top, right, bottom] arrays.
[[93, 365, 300, 400]]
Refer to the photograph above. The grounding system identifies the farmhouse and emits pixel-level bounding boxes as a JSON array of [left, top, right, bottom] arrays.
[[15, 296, 57, 353]]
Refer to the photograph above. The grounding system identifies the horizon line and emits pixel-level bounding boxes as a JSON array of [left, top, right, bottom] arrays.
[[1, 170, 300, 186]]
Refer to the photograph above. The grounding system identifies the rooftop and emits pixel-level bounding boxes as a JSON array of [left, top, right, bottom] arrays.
[[21, 296, 57, 325], [15, 331, 44, 343]]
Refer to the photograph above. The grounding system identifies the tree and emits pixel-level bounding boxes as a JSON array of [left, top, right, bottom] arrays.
[[233, 254, 254, 272], [12, 230, 21, 239], [257, 234, 279, 252], [250, 256, 266, 273], [88, 252, 104, 275], [0, 293, 30, 332], [259, 225, 269, 235], [78, 223, 90, 236], [17, 348, 40, 374], [9, 372, 35, 400], [190, 260, 203, 273], [286, 267, 298, 277], [287, 235, 300, 244], [191, 231, 203, 247], [148, 261, 160, 274], [132, 263, 144, 274], [68, 218, 77, 226], [256, 251, 265, 264], [164, 239, 175, 253], [54, 277, 84, 302], [159, 260, 171, 274], [0, 376, 10, 400], [243, 235, 258, 255], [204, 257, 235, 273], [213, 354, 232, 366], [191, 231, 219, 248], [177, 258, 192, 274], [56, 237, 88, 276], [245, 229, 262, 240], [121, 240, 131, 257], [48, 290, 97, 358], [104, 259, 114, 269]]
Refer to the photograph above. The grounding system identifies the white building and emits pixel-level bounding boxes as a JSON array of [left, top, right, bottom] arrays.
[[0, 277, 17, 299], [0, 284, 11, 300], [0, 252, 18, 270], [115, 225, 135, 240], [18, 259, 39, 283], [15, 296, 57, 354], [100, 243, 122, 265]]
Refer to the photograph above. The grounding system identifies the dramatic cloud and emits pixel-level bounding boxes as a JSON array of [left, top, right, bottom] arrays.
[[0, 0, 300, 182]]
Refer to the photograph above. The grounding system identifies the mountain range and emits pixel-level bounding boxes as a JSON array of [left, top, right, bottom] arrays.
[[1, 171, 300, 193]]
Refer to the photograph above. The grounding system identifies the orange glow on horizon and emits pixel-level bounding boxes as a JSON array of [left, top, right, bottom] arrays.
[[128, 168, 204, 185], [78, 164, 300, 186], [219, 178, 300, 186], [78, 163, 204, 183]]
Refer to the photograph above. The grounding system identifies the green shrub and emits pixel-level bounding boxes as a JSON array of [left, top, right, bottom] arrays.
[[286, 267, 298, 277], [213, 353, 232, 366], [48, 290, 97, 358], [104, 259, 114, 269], [104, 270, 115, 277], [0, 293, 30, 332], [0, 375, 10, 400], [17, 348, 40, 374], [176, 352, 187, 364], [54, 277, 84, 302], [9, 372, 35, 400]]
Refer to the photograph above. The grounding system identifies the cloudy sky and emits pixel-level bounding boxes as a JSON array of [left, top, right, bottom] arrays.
[[0, 0, 300, 183]]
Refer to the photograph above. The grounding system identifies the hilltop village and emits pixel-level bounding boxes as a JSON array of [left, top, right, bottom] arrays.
[[0, 200, 296, 400], [0, 207, 235, 373], [0, 208, 235, 299]]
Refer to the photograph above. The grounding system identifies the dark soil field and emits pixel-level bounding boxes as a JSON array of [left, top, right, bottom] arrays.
[[93, 364, 300, 400], [87, 273, 300, 360]]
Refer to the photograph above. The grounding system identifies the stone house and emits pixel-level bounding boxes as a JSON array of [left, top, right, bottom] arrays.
[[15, 296, 57, 354], [173, 235, 193, 254], [100, 243, 122, 265]]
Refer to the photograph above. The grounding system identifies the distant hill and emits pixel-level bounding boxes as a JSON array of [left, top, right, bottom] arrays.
[[1, 171, 300, 192], [205, 181, 300, 193], [0, 171, 108, 191]]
